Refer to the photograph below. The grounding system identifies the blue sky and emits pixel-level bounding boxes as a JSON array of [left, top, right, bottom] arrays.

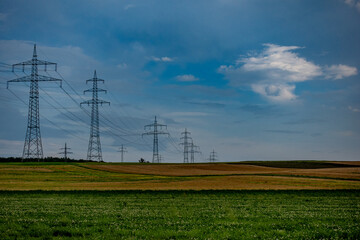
[[0, 0, 359, 162]]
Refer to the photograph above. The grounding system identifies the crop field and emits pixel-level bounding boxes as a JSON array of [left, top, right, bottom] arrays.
[[1, 161, 359, 239], [0, 161, 359, 190], [0, 190, 359, 239]]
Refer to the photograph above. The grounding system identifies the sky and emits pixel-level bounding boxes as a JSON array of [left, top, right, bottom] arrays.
[[0, 0, 359, 162]]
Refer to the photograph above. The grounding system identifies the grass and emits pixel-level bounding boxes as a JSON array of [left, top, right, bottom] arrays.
[[0, 190, 359, 239]]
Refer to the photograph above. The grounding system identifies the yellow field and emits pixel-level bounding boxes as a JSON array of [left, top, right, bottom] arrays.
[[0, 161, 359, 190]]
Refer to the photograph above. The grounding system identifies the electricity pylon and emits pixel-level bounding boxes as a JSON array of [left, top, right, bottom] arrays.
[[7, 44, 62, 160], [190, 141, 201, 163], [208, 149, 218, 162], [118, 144, 127, 162], [142, 116, 169, 163], [81, 70, 109, 162], [180, 128, 192, 163], [59, 142, 73, 160]]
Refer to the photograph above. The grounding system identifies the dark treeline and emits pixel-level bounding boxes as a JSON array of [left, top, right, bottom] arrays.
[[0, 157, 97, 163]]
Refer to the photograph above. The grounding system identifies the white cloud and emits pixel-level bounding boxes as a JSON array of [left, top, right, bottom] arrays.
[[176, 74, 199, 82], [343, 0, 360, 12], [251, 84, 296, 102], [240, 43, 322, 82], [348, 106, 360, 112], [219, 43, 358, 102], [325, 64, 357, 79], [117, 63, 128, 69], [150, 56, 175, 62], [344, 0, 355, 6]]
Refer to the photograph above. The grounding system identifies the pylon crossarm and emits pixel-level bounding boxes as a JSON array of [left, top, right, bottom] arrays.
[[180, 136, 192, 140], [86, 78, 105, 84], [7, 76, 30, 88], [80, 100, 110, 105], [98, 100, 110, 106], [37, 75, 62, 86], [84, 88, 107, 94], [7, 75, 62, 88], [142, 132, 153, 137], [12, 59, 56, 69], [144, 124, 155, 129], [158, 132, 170, 136], [12, 61, 31, 71], [80, 100, 91, 106]]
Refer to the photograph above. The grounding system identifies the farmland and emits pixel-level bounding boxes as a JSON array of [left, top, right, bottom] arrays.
[[0, 161, 359, 190], [0, 161, 359, 239], [0, 190, 359, 239]]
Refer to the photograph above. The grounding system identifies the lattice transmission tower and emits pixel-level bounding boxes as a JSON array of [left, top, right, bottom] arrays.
[[7, 44, 62, 160], [208, 149, 218, 162], [81, 70, 109, 162], [118, 144, 127, 162], [180, 128, 192, 163], [142, 116, 169, 163], [190, 141, 201, 163], [59, 142, 73, 160]]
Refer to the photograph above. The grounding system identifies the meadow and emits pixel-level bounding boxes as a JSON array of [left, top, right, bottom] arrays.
[[0, 190, 359, 239]]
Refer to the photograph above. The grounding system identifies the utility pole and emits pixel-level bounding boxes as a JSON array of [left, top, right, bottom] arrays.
[[142, 116, 169, 163], [159, 155, 164, 163], [180, 128, 192, 163], [118, 144, 127, 162], [81, 70, 109, 162], [59, 142, 73, 160], [208, 149, 218, 163], [7, 44, 62, 160], [190, 141, 201, 163]]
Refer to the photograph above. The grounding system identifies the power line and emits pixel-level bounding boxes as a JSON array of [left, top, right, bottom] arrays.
[[7, 88, 88, 142]]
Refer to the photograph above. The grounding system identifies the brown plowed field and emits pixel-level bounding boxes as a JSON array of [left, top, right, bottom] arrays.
[[86, 163, 286, 176], [86, 162, 360, 180], [0, 161, 359, 190]]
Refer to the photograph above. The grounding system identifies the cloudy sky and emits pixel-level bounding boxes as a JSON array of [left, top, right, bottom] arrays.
[[0, 0, 359, 162]]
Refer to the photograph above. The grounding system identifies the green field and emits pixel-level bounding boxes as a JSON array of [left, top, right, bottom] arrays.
[[0, 190, 359, 239]]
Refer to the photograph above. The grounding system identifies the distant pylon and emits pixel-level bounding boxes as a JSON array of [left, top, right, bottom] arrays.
[[7, 44, 62, 160], [208, 149, 218, 162], [81, 70, 110, 162], [190, 141, 201, 163], [59, 142, 73, 160], [180, 128, 192, 163], [142, 116, 169, 163], [118, 144, 127, 162]]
